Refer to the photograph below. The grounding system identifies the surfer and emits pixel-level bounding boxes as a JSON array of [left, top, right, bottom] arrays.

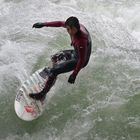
[[29, 16, 92, 100]]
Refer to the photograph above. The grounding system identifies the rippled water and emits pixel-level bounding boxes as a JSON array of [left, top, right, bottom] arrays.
[[0, 0, 140, 140]]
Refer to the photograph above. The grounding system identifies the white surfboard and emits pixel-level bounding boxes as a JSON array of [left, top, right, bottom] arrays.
[[14, 67, 49, 121], [14, 50, 72, 121]]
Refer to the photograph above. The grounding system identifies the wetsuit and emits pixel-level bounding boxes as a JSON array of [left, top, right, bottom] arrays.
[[43, 21, 92, 76], [29, 21, 92, 100]]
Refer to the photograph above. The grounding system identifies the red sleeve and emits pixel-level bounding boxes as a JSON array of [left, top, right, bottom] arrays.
[[43, 21, 65, 27], [73, 40, 88, 76]]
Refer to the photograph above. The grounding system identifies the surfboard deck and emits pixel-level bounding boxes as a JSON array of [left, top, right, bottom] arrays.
[[14, 50, 73, 121], [14, 67, 49, 121]]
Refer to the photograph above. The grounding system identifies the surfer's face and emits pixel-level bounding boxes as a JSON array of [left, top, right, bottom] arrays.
[[66, 26, 78, 36]]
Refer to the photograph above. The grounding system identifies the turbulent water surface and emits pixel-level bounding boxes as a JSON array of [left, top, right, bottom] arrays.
[[0, 0, 140, 140]]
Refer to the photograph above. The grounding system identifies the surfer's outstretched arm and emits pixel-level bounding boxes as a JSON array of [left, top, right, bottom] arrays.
[[32, 21, 65, 28]]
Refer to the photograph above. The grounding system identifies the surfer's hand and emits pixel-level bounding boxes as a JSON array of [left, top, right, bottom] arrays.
[[68, 74, 76, 84], [32, 22, 44, 28]]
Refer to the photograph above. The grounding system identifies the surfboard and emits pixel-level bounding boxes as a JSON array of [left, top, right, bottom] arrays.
[[14, 50, 73, 121], [14, 67, 49, 121]]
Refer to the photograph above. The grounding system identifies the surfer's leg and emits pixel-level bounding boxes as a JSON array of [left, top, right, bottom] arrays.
[[50, 58, 77, 75], [29, 74, 56, 100], [50, 50, 77, 75], [29, 50, 77, 100], [43, 74, 57, 92]]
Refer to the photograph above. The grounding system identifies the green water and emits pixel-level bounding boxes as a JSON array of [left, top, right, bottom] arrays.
[[0, 0, 140, 140]]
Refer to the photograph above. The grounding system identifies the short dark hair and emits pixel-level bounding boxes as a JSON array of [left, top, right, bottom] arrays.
[[65, 16, 80, 31]]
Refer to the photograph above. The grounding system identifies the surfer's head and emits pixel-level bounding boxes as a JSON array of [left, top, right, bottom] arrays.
[[65, 16, 80, 36]]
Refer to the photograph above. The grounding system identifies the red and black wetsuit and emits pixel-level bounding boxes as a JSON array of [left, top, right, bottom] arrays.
[[43, 21, 92, 77], [29, 21, 92, 100]]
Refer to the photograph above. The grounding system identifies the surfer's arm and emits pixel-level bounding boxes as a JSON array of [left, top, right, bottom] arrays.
[[73, 40, 87, 76], [32, 21, 65, 28], [43, 21, 65, 28], [68, 41, 87, 84]]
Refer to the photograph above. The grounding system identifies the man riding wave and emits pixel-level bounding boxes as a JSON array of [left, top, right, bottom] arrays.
[[29, 16, 92, 100]]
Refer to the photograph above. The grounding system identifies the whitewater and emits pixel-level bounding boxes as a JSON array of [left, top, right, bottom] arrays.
[[0, 0, 140, 140]]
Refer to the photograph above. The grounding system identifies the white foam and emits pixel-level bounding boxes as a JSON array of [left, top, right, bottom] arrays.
[[0, 0, 140, 140]]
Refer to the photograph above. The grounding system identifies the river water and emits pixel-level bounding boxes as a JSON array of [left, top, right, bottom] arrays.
[[0, 0, 140, 139]]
